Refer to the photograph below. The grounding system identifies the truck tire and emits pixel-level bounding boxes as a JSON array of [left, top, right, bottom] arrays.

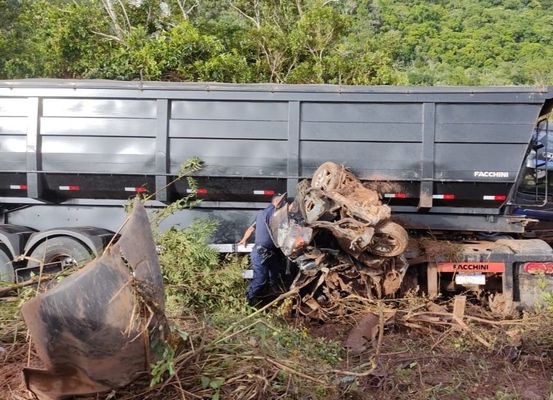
[[368, 221, 409, 257], [25, 236, 93, 275], [0, 244, 14, 283]]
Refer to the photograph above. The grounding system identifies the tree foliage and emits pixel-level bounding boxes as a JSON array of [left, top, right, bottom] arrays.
[[1, 0, 553, 85]]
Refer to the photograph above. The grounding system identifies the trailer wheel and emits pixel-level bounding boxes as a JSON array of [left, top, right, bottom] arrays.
[[0, 245, 14, 283], [369, 221, 408, 257], [311, 162, 346, 191], [25, 237, 93, 275]]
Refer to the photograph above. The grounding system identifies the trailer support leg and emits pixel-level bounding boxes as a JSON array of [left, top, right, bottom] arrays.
[[502, 262, 514, 314], [427, 262, 439, 299]]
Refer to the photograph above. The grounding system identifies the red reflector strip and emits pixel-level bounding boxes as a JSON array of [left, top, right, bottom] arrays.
[[186, 188, 208, 194], [483, 195, 507, 201], [59, 185, 80, 191], [124, 187, 147, 192], [438, 262, 505, 273], [384, 193, 408, 198], [433, 194, 455, 200], [9, 184, 28, 190], [253, 190, 275, 195], [524, 262, 553, 275]]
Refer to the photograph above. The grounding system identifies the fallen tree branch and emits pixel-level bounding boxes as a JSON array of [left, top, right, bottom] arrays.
[[375, 302, 385, 362], [215, 288, 299, 343], [404, 310, 533, 326], [0, 276, 54, 297], [452, 314, 493, 349]]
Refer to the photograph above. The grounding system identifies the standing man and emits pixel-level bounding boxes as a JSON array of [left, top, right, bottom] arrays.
[[238, 194, 285, 304]]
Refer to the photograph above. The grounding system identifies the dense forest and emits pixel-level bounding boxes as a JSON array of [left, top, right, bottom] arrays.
[[1, 0, 552, 85]]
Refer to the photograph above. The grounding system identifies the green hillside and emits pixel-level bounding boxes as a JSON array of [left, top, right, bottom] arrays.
[[1, 0, 552, 85]]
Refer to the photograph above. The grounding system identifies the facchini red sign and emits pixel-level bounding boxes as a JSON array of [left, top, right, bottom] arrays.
[[437, 262, 505, 273]]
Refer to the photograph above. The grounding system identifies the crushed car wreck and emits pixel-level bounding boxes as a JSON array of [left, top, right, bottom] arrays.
[[21, 199, 167, 400], [271, 162, 410, 321]]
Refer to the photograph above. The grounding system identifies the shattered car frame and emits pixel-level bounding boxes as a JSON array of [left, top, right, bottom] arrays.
[[270, 162, 410, 321]]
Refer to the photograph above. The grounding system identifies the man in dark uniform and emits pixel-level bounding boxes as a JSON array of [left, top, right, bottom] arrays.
[[238, 194, 284, 304]]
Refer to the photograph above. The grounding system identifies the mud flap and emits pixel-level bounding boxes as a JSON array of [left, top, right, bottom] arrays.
[[21, 199, 165, 400]]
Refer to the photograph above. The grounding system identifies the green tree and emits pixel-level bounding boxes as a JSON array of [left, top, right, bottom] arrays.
[[1, 0, 553, 85]]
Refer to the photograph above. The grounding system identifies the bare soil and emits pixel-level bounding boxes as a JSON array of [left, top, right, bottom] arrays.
[[3, 296, 553, 400], [309, 320, 553, 400]]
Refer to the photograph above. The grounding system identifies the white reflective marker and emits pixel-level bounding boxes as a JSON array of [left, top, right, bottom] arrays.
[[455, 273, 486, 285]]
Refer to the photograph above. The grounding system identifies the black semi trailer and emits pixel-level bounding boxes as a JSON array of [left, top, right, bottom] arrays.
[[1, 80, 553, 312]]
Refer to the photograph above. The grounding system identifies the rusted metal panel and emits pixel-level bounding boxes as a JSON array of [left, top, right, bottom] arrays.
[[21, 199, 165, 400]]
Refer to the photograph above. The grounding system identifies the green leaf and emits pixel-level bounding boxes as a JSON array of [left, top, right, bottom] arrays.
[[209, 377, 224, 389], [200, 375, 210, 389], [175, 327, 189, 342]]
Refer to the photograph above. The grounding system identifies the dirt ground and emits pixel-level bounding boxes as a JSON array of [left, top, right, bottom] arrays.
[[308, 322, 552, 400], [2, 296, 553, 400], [2, 335, 550, 400]]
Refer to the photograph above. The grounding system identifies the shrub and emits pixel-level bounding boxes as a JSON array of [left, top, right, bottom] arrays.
[[158, 220, 248, 314]]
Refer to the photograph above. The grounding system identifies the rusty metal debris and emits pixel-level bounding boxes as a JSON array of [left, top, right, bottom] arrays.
[[344, 313, 380, 354], [21, 199, 166, 400], [272, 162, 410, 321]]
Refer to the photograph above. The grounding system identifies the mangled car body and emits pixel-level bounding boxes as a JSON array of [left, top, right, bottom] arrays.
[[270, 162, 409, 320]]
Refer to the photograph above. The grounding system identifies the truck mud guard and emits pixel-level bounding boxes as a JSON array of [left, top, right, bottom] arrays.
[[21, 200, 166, 400]]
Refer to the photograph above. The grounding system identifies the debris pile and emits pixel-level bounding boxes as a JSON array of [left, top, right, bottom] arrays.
[[271, 162, 409, 321]]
